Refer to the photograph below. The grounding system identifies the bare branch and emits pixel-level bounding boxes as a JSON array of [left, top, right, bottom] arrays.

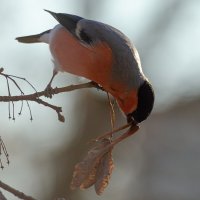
[[35, 98, 64, 122], [106, 92, 116, 131], [0, 190, 7, 200], [0, 68, 103, 122], [0, 137, 9, 169], [0, 180, 37, 200], [0, 69, 37, 93], [0, 81, 101, 122], [0, 82, 100, 102]]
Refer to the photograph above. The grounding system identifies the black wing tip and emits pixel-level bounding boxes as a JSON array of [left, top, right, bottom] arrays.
[[44, 9, 54, 14], [44, 9, 58, 18]]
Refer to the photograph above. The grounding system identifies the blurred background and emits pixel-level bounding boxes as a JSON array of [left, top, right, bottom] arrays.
[[0, 0, 200, 199]]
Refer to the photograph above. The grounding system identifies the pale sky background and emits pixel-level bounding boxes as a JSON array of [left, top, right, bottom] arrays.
[[0, 0, 200, 199]]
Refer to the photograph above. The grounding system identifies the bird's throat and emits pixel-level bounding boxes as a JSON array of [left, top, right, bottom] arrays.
[[115, 90, 138, 115]]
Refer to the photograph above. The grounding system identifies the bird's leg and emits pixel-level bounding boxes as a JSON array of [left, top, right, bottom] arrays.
[[44, 70, 58, 98]]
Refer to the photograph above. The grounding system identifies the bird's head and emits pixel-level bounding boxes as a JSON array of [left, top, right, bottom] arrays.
[[127, 80, 154, 124]]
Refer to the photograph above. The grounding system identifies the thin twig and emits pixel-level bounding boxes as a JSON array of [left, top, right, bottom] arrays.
[[1, 70, 102, 122], [114, 125, 139, 145], [0, 81, 99, 102], [94, 122, 132, 141], [35, 98, 64, 122], [25, 100, 33, 121], [6, 76, 24, 95], [5, 77, 11, 119], [0, 137, 9, 169], [18, 100, 24, 115], [0, 71, 37, 93], [0, 81, 100, 122], [107, 92, 116, 131], [0, 138, 9, 165], [0, 180, 37, 200], [0, 69, 38, 120], [0, 190, 7, 200]]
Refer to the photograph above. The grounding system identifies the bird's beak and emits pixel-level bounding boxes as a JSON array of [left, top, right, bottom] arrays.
[[44, 9, 82, 36]]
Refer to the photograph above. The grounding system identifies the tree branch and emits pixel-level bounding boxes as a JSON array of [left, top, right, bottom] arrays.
[[0, 81, 102, 122], [0, 81, 99, 102], [0, 190, 7, 200], [0, 180, 37, 200]]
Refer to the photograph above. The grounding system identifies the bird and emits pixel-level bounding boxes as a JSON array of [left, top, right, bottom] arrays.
[[16, 10, 154, 126]]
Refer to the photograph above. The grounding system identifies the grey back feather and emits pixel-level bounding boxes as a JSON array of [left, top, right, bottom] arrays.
[[77, 19, 145, 90]]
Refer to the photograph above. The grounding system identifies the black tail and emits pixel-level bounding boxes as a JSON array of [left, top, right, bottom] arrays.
[[16, 30, 51, 43], [16, 34, 41, 43]]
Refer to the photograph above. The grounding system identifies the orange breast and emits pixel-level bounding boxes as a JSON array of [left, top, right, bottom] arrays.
[[50, 27, 113, 87]]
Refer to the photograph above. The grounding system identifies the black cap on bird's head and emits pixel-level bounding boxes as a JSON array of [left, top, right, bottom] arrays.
[[127, 80, 154, 124]]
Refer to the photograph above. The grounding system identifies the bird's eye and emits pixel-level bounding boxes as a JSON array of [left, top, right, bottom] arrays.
[[79, 29, 93, 44]]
